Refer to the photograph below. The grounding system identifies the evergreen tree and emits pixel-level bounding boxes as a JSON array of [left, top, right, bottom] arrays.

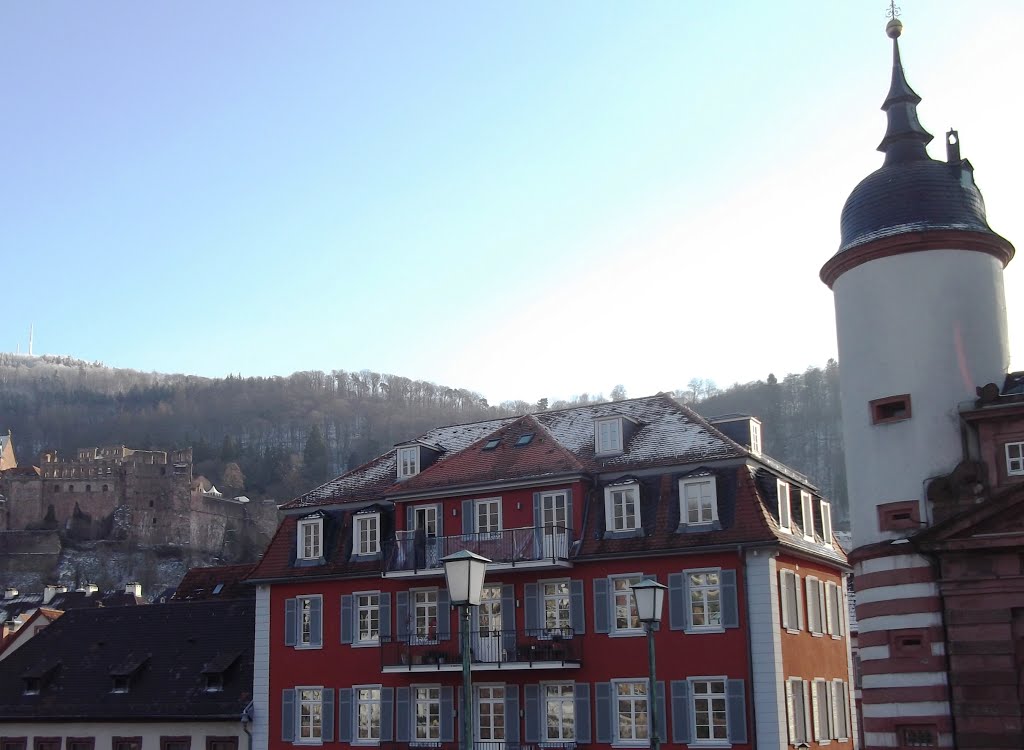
[[303, 424, 329, 483]]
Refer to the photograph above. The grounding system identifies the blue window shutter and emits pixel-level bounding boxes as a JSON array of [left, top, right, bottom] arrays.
[[570, 579, 586, 634], [525, 583, 540, 631], [341, 595, 353, 644], [727, 679, 748, 743], [396, 591, 409, 639], [396, 687, 410, 742], [380, 592, 392, 640], [668, 573, 685, 631], [338, 688, 353, 742], [721, 569, 739, 628], [440, 686, 455, 742], [284, 598, 297, 646], [575, 682, 592, 743], [505, 684, 520, 744], [595, 682, 613, 743], [310, 597, 323, 647], [282, 689, 296, 741], [524, 684, 541, 743], [656, 680, 667, 741], [323, 688, 335, 742], [438, 589, 452, 641], [671, 681, 692, 744], [594, 578, 610, 634], [462, 499, 473, 534], [380, 687, 394, 741]]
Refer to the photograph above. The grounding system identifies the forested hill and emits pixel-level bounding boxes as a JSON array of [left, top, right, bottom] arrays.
[[0, 354, 847, 524]]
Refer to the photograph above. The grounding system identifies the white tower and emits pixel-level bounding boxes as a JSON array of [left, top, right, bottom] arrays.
[[821, 18, 1014, 750]]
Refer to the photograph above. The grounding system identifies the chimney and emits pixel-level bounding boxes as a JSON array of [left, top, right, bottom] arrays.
[[79, 583, 99, 596], [42, 584, 67, 604], [708, 414, 763, 456], [4, 588, 19, 600], [125, 582, 142, 598]]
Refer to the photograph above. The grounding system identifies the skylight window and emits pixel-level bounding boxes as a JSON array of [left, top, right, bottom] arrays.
[[483, 439, 501, 451], [515, 433, 534, 447]]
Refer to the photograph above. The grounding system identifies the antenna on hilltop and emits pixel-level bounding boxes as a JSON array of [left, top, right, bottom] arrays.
[[28, 324, 34, 356]]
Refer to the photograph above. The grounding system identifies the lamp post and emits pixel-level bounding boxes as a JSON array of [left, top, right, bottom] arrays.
[[631, 578, 667, 750], [442, 550, 492, 750]]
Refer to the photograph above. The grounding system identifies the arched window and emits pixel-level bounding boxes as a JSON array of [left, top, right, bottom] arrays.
[[85, 484, 92, 492], [102, 484, 109, 492], [67, 485, 74, 493]]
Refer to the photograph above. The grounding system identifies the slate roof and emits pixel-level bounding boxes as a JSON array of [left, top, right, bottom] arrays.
[[0, 588, 142, 624], [0, 599, 254, 721], [172, 563, 257, 601]]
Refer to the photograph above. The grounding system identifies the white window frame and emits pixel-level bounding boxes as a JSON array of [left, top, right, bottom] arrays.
[[605, 482, 641, 533], [779, 570, 802, 633], [686, 568, 723, 631], [777, 480, 791, 532], [476, 684, 506, 742], [785, 677, 810, 746], [398, 446, 420, 479], [353, 512, 381, 556], [355, 591, 380, 645], [689, 676, 730, 745], [540, 491, 569, 533], [610, 574, 644, 636], [830, 681, 849, 741], [475, 497, 502, 537], [542, 579, 572, 633], [543, 682, 577, 741], [297, 516, 323, 560], [595, 417, 624, 455], [413, 685, 442, 743], [800, 490, 815, 540], [297, 595, 322, 649], [1006, 441, 1024, 476], [680, 476, 718, 526], [612, 678, 650, 745], [297, 686, 324, 744], [805, 577, 824, 636], [412, 588, 439, 644], [819, 500, 833, 546], [355, 684, 383, 744]]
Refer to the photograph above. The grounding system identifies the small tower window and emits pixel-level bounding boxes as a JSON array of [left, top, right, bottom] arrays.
[[870, 394, 912, 424]]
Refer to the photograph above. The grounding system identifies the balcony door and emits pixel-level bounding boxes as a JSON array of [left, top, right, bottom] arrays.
[[541, 491, 569, 558], [472, 584, 504, 663], [476, 684, 506, 750], [414, 505, 440, 568]]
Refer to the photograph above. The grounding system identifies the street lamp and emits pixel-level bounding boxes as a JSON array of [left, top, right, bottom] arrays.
[[442, 550, 492, 750], [631, 578, 667, 750]]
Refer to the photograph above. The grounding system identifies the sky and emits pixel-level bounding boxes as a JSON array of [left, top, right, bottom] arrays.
[[2, 2, 1022, 405]]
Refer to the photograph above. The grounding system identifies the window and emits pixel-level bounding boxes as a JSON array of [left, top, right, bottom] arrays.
[[543, 580, 571, 632], [691, 679, 728, 743], [830, 681, 850, 740], [205, 673, 224, 692], [67, 740, 94, 750], [22, 678, 40, 695], [34, 741, 60, 750], [611, 575, 643, 634], [800, 491, 814, 539], [483, 439, 501, 451], [413, 589, 439, 643], [688, 570, 722, 629], [398, 446, 419, 479], [297, 516, 323, 560], [475, 498, 502, 536], [205, 740, 238, 750], [613, 680, 649, 743], [605, 482, 641, 533], [112, 739, 141, 750], [777, 480, 791, 531], [785, 679, 809, 744], [749, 420, 762, 455], [354, 513, 380, 556], [356, 593, 381, 643], [825, 582, 843, 637], [595, 418, 624, 454], [356, 686, 382, 742], [1006, 441, 1024, 476], [160, 739, 190, 750], [0, 741, 26, 750], [890, 629, 929, 658], [871, 394, 912, 424], [112, 676, 131, 693], [897, 725, 937, 748], [680, 476, 718, 525], [414, 686, 441, 742], [515, 433, 534, 446], [806, 578, 823, 636], [812, 679, 831, 742], [298, 687, 323, 742], [878, 500, 920, 531], [298, 595, 322, 647], [779, 570, 801, 631], [544, 683, 576, 740], [820, 501, 833, 546]]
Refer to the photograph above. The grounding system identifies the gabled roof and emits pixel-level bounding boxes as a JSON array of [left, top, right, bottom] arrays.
[[0, 599, 254, 721], [914, 481, 1024, 552]]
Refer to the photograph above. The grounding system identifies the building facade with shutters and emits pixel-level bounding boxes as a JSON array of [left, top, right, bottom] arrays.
[[247, 394, 855, 750]]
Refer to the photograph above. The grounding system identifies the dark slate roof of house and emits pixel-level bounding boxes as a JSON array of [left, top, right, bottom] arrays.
[[0, 588, 142, 624], [172, 563, 257, 601], [0, 599, 254, 721]]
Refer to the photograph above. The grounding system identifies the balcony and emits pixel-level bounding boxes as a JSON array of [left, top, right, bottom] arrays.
[[383, 526, 573, 577], [381, 627, 581, 672]]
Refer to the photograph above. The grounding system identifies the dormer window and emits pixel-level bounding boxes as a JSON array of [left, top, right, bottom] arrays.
[[777, 480, 791, 532], [800, 491, 815, 540], [23, 677, 41, 695], [205, 673, 224, 692], [595, 418, 623, 455], [354, 512, 381, 556], [112, 676, 130, 694], [297, 515, 323, 561], [605, 481, 640, 533], [749, 420, 762, 455], [819, 500, 833, 546], [680, 475, 718, 526], [398, 446, 420, 479]]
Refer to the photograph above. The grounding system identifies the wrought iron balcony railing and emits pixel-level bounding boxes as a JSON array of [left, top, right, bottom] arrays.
[[381, 627, 580, 671], [383, 525, 572, 575]]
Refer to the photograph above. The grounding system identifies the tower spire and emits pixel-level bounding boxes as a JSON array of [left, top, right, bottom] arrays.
[[876, 16, 933, 165]]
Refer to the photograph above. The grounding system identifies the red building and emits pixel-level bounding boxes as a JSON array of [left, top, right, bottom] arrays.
[[247, 395, 854, 750]]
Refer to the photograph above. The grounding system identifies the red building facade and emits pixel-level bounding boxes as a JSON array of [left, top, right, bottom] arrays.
[[248, 395, 854, 750]]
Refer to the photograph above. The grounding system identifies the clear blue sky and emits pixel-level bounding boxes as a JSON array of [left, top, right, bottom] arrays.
[[3, 2, 1021, 404]]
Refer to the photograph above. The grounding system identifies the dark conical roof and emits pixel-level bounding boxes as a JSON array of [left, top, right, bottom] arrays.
[[832, 21, 1008, 257]]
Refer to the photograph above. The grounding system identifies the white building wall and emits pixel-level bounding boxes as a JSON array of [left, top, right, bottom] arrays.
[[832, 249, 1009, 547], [745, 550, 786, 750], [252, 584, 271, 750]]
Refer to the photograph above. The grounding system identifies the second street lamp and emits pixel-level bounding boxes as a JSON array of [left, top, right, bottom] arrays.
[[441, 550, 491, 750], [631, 578, 668, 750]]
